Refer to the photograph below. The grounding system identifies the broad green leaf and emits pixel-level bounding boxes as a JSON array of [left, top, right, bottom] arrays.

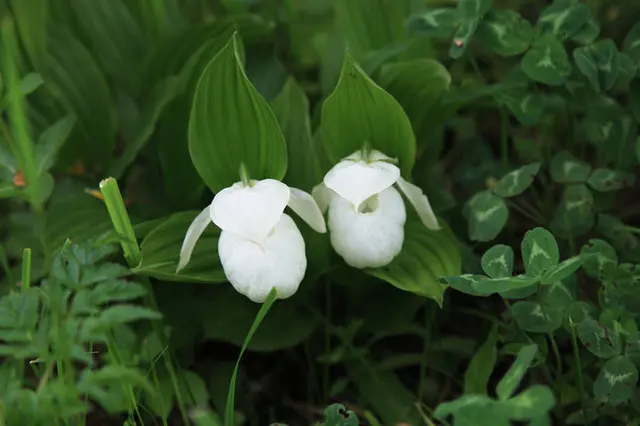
[[81, 305, 162, 340], [321, 52, 416, 173], [510, 301, 563, 333], [189, 34, 287, 192], [615, 53, 637, 88], [500, 386, 556, 420], [34, 114, 76, 174], [323, 404, 359, 426], [464, 324, 498, 395], [521, 227, 559, 277], [9, 0, 48, 68], [563, 301, 598, 333], [202, 286, 317, 351], [70, 0, 146, 92], [365, 217, 460, 306], [450, 18, 478, 59], [434, 394, 495, 419], [549, 150, 591, 183], [571, 18, 600, 45], [494, 90, 544, 125], [457, 0, 492, 19], [573, 39, 620, 93], [623, 21, 640, 67], [537, 1, 589, 41], [580, 239, 618, 279], [179, 370, 210, 407], [593, 356, 638, 405], [577, 317, 622, 358], [270, 78, 321, 192], [544, 278, 577, 310], [45, 28, 116, 168], [493, 163, 540, 198], [587, 168, 636, 192], [109, 77, 182, 178], [224, 288, 277, 426], [465, 190, 509, 242], [481, 244, 513, 278], [406, 8, 461, 38], [135, 211, 225, 283], [334, 0, 408, 59], [540, 256, 584, 285], [472, 275, 539, 296], [496, 344, 538, 401], [521, 34, 571, 86], [475, 9, 533, 57], [379, 59, 451, 148], [551, 184, 594, 238]]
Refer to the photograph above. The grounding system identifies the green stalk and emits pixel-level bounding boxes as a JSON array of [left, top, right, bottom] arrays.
[[99, 177, 190, 426], [21, 248, 31, 291], [1, 18, 41, 212], [569, 318, 590, 425]]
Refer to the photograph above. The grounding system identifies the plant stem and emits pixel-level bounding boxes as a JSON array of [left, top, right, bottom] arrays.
[[21, 248, 31, 290], [99, 177, 190, 426], [569, 318, 590, 425]]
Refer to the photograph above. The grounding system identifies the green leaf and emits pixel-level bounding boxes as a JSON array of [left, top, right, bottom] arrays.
[[494, 90, 544, 125], [450, 18, 478, 59], [500, 385, 556, 420], [593, 355, 638, 405], [623, 21, 640, 67], [69, 0, 146, 92], [406, 8, 460, 38], [493, 163, 540, 198], [270, 78, 322, 191], [189, 33, 287, 192], [224, 288, 277, 426], [81, 305, 162, 340], [334, 0, 408, 59], [323, 403, 359, 426], [521, 34, 571, 86], [580, 239, 618, 279], [464, 324, 498, 395], [379, 59, 451, 148], [434, 394, 495, 420], [35, 114, 76, 174], [550, 184, 594, 238], [475, 9, 533, 57], [45, 28, 116, 167], [496, 343, 538, 401], [9, 0, 48, 68], [365, 217, 460, 306], [577, 317, 622, 358], [571, 18, 600, 45], [510, 301, 563, 333], [321, 52, 415, 174], [442, 274, 489, 297], [573, 39, 620, 93], [481, 244, 514, 278], [537, 1, 589, 41], [521, 227, 559, 277], [549, 150, 591, 183], [540, 256, 584, 285], [587, 168, 636, 192], [465, 190, 509, 242], [472, 275, 539, 296], [202, 286, 317, 352], [615, 53, 637, 88], [134, 211, 225, 283], [631, 79, 640, 125], [458, 0, 492, 19]]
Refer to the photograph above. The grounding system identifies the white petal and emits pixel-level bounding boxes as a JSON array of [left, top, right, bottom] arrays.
[[311, 183, 335, 214], [395, 177, 441, 230], [288, 187, 327, 233], [328, 186, 406, 269], [218, 213, 307, 303], [210, 179, 290, 244], [177, 206, 212, 272], [323, 159, 400, 210]]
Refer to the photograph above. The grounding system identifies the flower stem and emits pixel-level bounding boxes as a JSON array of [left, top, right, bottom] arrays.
[[569, 317, 590, 425], [239, 163, 251, 186]]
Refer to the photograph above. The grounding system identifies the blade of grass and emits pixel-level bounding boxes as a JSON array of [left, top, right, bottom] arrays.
[[99, 176, 190, 426], [224, 288, 278, 426], [1, 18, 40, 212], [21, 248, 31, 290]]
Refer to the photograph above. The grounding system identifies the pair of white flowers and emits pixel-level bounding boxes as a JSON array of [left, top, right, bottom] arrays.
[[178, 149, 441, 303]]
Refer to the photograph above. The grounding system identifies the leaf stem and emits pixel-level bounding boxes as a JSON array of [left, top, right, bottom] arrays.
[[569, 318, 590, 425]]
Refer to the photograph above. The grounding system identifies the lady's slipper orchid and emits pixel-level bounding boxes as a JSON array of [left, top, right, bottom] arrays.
[[313, 149, 440, 269], [177, 179, 326, 303]]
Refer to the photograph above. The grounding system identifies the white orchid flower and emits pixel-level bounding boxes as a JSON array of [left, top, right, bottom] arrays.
[[177, 178, 326, 303], [313, 149, 440, 269]]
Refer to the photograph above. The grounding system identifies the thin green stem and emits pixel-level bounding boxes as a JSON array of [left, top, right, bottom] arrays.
[[21, 248, 31, 290], [569, 318, 590, 425], [99, 177, 190, 426], [323, 279, 331, 402], [418, 305, 435, 401], [537, 286, 562, 379]]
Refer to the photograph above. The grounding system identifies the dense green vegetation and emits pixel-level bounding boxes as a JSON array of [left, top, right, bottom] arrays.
[[1, 0, 640, 425]]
